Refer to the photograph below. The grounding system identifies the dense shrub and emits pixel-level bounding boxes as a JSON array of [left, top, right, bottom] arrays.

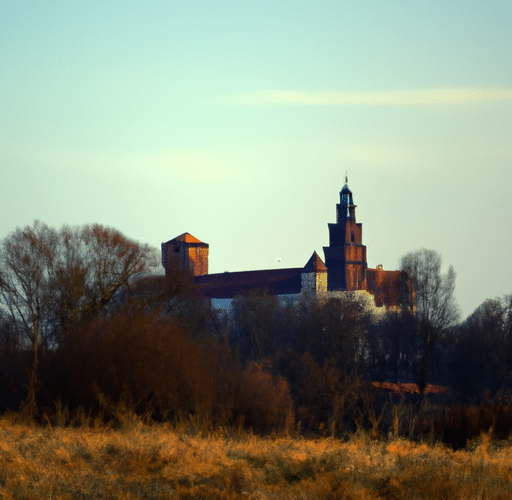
[[38, 307, 293, 433]]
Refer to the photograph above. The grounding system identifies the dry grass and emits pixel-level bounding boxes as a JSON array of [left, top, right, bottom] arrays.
[[0, 416, 511, 499]]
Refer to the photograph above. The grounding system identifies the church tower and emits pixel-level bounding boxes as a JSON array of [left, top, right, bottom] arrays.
[[323, 177, 367, 291]]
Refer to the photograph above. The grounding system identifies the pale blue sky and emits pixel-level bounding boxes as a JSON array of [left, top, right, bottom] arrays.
[[1, 0, 511, 319]]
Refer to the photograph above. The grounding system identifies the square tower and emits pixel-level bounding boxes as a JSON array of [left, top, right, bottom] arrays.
[[161, 233, 209, 277]]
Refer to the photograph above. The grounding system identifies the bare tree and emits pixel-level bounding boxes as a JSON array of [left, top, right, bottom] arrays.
[[400, 249, 460, 394], [0, 222, 59, 413], [52, 223, 157, 336], [454, 295, 512, 398], [0, 221, 156, 414], [294, 293, 372, 378], [231, 289, 280, 361]]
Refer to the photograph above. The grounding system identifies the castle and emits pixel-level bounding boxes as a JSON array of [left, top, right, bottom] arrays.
[[162, 178, 406, 310]]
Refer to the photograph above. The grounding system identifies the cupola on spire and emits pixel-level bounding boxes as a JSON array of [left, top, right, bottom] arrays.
[[338, 175, 357, 223]]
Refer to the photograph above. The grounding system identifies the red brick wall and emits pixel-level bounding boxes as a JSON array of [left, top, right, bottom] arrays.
[[188, 246, 208, 276], [366, 268, 405, 308]]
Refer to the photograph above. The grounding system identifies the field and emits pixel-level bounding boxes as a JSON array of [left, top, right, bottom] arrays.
[[0, 416, 511, 499]]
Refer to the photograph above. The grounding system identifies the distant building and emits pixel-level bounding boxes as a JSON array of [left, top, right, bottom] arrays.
[[161, 232, 209, 277], [161, 178, 408, 311]]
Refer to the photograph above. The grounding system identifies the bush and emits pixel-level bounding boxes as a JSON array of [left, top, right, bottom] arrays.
[[40, 307, 294, 434]]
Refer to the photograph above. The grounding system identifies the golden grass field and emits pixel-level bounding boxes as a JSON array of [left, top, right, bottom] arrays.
[[0, 416, 511, 500]]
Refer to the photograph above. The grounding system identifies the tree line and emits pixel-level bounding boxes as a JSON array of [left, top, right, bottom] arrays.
[[227, 253, 512, 403], [1, 221, 511, 441]]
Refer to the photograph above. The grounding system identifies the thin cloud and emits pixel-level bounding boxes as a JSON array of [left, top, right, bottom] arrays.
[[220, 89, 512, 106]]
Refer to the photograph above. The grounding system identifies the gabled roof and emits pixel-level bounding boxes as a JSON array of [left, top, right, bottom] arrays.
[[164, 233, 203, 244], [193, 267, 303, 298], [303, 251, 327, 273]]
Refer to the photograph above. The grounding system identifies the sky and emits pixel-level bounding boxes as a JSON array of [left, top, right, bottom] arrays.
[[1, 0, 511, 320]]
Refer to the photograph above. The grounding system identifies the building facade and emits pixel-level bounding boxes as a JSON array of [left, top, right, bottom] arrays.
[[162, 178, 407, 310]]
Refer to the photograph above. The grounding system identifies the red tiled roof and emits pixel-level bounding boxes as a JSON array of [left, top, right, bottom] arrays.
[[164, 233, 203, 244], [193, 267, 303, 298]]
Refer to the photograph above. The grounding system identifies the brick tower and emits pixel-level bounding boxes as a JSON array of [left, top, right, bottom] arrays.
[[161, 233, 209, 277], [323, 177, 367, 291]]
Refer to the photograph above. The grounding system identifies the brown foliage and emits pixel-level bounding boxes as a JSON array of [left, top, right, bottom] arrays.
[[236, 361, 293, 434], [276, 349, 375, 437], [45, 307, 294, 434], [50, 308, 226, 422]]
